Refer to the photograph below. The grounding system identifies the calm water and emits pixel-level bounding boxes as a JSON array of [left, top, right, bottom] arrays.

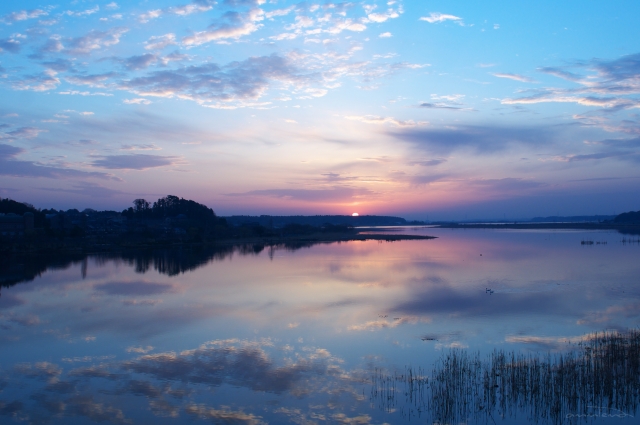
[[1, 228, 639, 424]]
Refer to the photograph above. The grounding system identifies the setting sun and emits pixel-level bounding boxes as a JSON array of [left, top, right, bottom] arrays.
[[352, 213, 359, 216]]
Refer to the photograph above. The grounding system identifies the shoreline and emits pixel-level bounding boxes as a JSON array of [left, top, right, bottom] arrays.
[[433, 222, 640, 232], [1, 231, 437, 256]]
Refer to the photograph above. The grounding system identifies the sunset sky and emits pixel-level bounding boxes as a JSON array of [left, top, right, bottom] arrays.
[[1, 0, 639, 219]]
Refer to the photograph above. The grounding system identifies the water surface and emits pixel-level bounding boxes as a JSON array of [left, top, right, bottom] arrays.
[[1, 228, 638, 424]]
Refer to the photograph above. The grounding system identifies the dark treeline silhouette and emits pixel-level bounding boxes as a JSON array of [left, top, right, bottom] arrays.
[[0, 240, 354, 292], [0, 198, 47, 227], [371, 330, 640, 424], [615, 210, 640, 224], [121, 195, 220, 224], [529, 215, 616, 223]]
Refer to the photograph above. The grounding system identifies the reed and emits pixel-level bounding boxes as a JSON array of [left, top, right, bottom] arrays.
[[369, 329, 640, 424]]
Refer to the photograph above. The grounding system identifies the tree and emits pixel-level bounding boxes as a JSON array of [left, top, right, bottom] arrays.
[[133, 198, 150, 213]]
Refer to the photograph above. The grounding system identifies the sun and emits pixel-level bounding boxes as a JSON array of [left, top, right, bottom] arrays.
[[352, 213, 359, 216]]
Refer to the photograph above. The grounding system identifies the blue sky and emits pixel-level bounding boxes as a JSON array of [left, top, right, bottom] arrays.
[[1, 0, 639, 219]]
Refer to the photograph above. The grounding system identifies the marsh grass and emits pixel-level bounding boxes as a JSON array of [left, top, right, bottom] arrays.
[[370, 330, 640, 424]]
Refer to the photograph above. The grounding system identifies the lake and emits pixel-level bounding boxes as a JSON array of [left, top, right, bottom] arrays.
[[1, 228, 639, 424]]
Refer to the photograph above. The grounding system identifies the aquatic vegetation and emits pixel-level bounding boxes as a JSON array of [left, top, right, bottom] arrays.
[[371, 330, 640, 424]]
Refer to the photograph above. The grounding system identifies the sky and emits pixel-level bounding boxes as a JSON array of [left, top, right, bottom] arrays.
[[0, 0, 639, 219]]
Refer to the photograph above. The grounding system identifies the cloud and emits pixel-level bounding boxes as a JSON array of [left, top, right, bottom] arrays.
[[548, 152, 628, 162], [90, 154, 181, 170], [326, 18, 367, 34], [503, 94, 640, 109], [492, 73, 537, 83], [42, 58, 75, 72], [467, 178, 546, 192], [265, 6, 295, 19], [182, 8, 264, 46], [389, 124, 555, 154], [14, 362, 61, 381], [504, 335, 577, 350], [59, 90, 113, 96], [3, 313, 40, 326], [59, 27, 129, 56], [170, 2, 214, 16], [139, 1, 214, 22], [123, 98, 152, 105], [123, 54, 158, 70], [160, 51, 190, 65], [185, 404, 265, 425], [144, 34, 177, 51], [0, 144, 120, 181], [505, 52, 640, 111], [40, 182, 128, 198], [94, 281, 175, 296], [126, 346, 154, 354], [379, 32, 392, 38], [64, 6, 100, 17], [419, 12, 462, 24], [11, 70, 60, 91], [121, 339, 335, 393], [120, 143, 161, 150], [226, 186, 375, 202], [348, 317, 424, 331], [3, 9, 48, 23], [139, 9, 163, 23], [0, 37, 21, 53], [346, 115, 425, 127], [537, 66, 583, 82], [408, 159, 447, 167], [419, 102, 472, 111], [65, 72, 118, 88], [392, 286, 571, 319], [223, 0, 266, 7], [122, 299, 163, 306], [541, 136, 640, 164], [367, 8, 401, 23], [3, 126, 45, 139], [120, 53, 311, 105], [65, 396, 129, 424]]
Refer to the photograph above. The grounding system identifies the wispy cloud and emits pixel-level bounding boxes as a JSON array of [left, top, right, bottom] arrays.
[[366, 7, 402, 24], [90, 154, 180, 170], [2, 126, 46, 139], [504, 53, 640, 111], [63, 6, 100, 17], [3, 9, 48, 24], [138, 0, 214, 23], [35, 27, 129, 57], [182, 8, 264, 46], [419, 12, 462, 24], [144, 34, 177, 51], [348, 317, 426, 332], [123, 98, 152, 105], [39, 182, 128, 198], [226, 186, 375, 202], [492, 73, 537, 83], [0, 144, 120, 181], [390, 124, 556, 154], [345, 115, 426, 127]]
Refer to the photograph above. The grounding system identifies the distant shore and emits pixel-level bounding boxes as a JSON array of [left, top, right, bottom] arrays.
[[1, 230, 437, 256], [434, 222, 640, 233]]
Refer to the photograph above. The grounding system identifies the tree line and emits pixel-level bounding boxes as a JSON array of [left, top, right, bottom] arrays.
[[121, 195, 220, 224]]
